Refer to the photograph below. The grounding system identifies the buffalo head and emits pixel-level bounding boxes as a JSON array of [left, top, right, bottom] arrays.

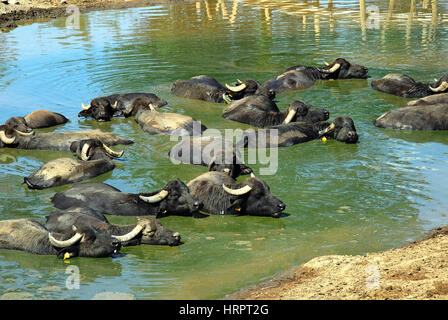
[[321, 58, 368, 79], [319, 116, 358, 143], [70, 139, 124, 161]]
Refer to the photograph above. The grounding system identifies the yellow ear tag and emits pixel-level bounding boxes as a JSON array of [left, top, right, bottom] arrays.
[[322, 137, 327, 143], [228, 94, 233, 98], [329, 79, 334, 82], [235, 207, 241, 212], [63, 252, 71, 260]]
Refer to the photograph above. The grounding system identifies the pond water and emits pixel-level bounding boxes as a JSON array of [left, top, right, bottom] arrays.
[[0, 0, 447, 299]]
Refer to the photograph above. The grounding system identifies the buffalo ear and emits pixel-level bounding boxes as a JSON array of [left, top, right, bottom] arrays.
[[239, 164, 253, 175], [226, 198, 245, 215], [56, 247, 78, 259]]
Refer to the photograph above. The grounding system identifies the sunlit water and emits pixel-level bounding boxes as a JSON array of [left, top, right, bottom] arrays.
[[0, 0, 447, 299]]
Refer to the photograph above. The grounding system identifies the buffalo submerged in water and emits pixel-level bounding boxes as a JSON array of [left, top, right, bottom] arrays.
[[371, 73, 448, 98], [171, 75, 269, 103], [125, 99, 207, 136], [259, 58, 369, 94], [0, 124, 133, 151], [5, 110, 68, 132], [51, 181, 206, 218], [237, 116, 359, 148], [45, 207, 182, 247], [187, 172, 286, 218], [0, 218, 121, 258], [374, 93, 448, 130], [222, 98, 330, 128], [78, 93, 168, 122], [169, 136, 253, 179], [24, 139, 125, 190]]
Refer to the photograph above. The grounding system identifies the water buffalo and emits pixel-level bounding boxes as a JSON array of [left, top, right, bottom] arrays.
[[374, 93, 448, 130], [127, 99, 206, 136], [0, 125, 133, 150], [5, 110, 68, 132], [187, 171, 285, 218], [260, 58, 368, 94], [222, 97, 330, 127], [24, 139, 124, 189], [45, 207, 182, 247], [169, 136, 253, 178], [51, 181, 206, 218], [171, 75, 264, 103], [78, 93, 168, 122], [237, 116, 358, 148], [0, 218, 121, 258], [371, 73, 448, 98]]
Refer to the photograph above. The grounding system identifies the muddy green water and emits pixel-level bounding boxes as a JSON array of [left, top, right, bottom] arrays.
[[0, 0, 448, 299]]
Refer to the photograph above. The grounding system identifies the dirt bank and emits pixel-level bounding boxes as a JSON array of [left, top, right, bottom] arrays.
[[0, 0, 178, 31], [226, 226, 448, 300]]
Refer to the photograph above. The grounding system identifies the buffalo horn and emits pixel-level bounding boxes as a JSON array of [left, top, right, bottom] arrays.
[[139, 190, 169, 203], [49, 230, 83, 248], [225, 82, 247, 92], [13, 129, 34, 136], [250, 172, 256, 178], [112, 225, 143, 242], [111, 101, 118, 109], [0, 130, 15, 144], [81, 103, 92, 110], [323, 61, 330, 66], [80, 143, 91, 161], [283, 109, 297, 124], [102, 143, 124, 158], [321, 63, 341, 73], [318, 122, 335, 137], [429, 81, 448, 93], [222, 184, 252, 196]]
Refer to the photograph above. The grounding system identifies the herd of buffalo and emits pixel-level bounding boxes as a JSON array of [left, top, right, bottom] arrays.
[[0, 57, 447, 259]]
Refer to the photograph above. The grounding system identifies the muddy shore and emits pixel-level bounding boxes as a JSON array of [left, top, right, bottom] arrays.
[[0, 0, 179, 31], [226, 226, 448, 300]]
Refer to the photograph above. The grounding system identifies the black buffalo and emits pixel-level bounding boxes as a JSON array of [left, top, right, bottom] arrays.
[[169, 136, 253, 178], [187, 171, 285, 218], [371, 73, 448, 98], [78, 93, 168, 122], [374, 93, 448, 130], [5, 110, 68, 132], [51, 181, 205, 218], [171, 75, 266, 103], [0, 218, 121, 258], [222, 97, 330, 127], [0, 124, 133, 150], [45, 207, 181, 247], [126, 98, 207, 136], [24, 139, 124, 190], [260, 58, 368, 94], [237, 116, 358, 148]]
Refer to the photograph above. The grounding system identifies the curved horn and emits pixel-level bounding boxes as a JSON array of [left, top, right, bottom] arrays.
[[111, 101, 118, 109], [80, 143, 91, 161], [318, 122, 335, 137], [13, 129, 34, 136], [102, 143, 124, 158], [81, 103, 92, 111], [323, 61, 330, 66], [148, 103, 156, 111], [0, 130, 15, 144], [250, 172, 256, 178], [429, 81, 448, 93], [222, 183, 252, 196], [283, 109, 297, 124], [225, 82, 247, 92], [112, 225, 143, 242], [321, 63, 341, 73], [49, 231, 83, 248], [139, 190, 169, 203]]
